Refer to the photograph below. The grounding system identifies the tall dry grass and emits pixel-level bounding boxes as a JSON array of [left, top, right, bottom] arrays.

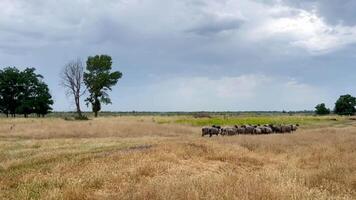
[[0, 117, 198, 139], [0, 117, 355, 200]]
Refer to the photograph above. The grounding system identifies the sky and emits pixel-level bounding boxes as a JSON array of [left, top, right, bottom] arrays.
[[1, 0, 356, 112]]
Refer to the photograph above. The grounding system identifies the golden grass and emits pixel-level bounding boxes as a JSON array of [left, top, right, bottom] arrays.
[[0, 117, 355, 200]]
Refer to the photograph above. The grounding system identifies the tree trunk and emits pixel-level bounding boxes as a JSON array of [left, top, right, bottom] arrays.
[[75, 97, 82, 117], [94, 111, 98, 117]]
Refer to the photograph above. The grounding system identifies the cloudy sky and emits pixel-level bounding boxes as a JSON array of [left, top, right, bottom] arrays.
[[1, 0, 356, 111]]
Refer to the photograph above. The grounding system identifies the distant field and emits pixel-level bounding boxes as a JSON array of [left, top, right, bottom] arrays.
[[0, 116, 355, 200], [156, 115, 350, 127]]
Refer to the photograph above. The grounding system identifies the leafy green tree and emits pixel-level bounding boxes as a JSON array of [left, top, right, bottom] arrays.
[[33, 82, 53, 117], [84, 55, 122, 117], [315, 103, 330, 115], [0, 67, 53, 117], [17, 68, 43, 117], [334, 94, 356, 115], [0, 67, 22, 117]]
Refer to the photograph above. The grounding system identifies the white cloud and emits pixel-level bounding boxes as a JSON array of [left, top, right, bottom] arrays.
[[253, 6, 356, 53]]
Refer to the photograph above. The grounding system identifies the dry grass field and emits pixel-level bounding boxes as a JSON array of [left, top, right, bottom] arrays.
[[0, 116, 356, 200]]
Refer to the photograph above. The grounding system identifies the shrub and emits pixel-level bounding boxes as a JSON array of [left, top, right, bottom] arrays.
[[74, 115, 89, 120], [315, 103, 330, 115]]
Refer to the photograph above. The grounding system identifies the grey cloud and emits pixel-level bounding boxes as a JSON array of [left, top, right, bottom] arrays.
[[0, 0, 355, 111], [187, 17, 244, 36]]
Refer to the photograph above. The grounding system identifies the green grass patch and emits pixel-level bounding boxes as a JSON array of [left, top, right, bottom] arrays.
[[158, 115, 347, 127]]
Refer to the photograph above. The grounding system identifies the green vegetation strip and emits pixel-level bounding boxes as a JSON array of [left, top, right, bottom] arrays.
[[159, 116, 347, 126]]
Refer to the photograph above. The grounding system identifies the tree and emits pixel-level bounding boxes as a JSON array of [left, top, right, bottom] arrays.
[[17, 68, 43, 118], [84, 55, 122, 117], [315, 103, 330, 115], [61, 59, 86, 117], [334, 94, 356, 115], [0, 67, 22, 117], [33, 82, 53, 117], [0, 67, 53, 117]]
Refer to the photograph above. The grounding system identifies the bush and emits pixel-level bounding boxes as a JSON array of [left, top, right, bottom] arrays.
[[74, 115, 89, 120], [63, 115, 89, 121], [315, 103, 330, 115]]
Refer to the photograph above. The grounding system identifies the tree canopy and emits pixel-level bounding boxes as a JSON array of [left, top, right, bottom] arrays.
[[0, 67, 53, 117], [334, 94, 356, 116], [315, 103, 331, 115], [84, 55, 122, 117]]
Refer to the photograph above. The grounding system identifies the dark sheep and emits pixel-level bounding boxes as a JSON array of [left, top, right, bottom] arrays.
[[242, 125, 254, 134], [281, 125, 292, 133], [202, 127, 220, 137], [234, 125, 246, 134], [291, 124, 299, 131]]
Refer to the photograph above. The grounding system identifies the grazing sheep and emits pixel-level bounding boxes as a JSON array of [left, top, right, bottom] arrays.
[[202, 127, 220, 137], [262, 126, 273, 134], [228, 127, 238, 136], [260, 126, 267, 134], [281, 125, 292, 133], [253, 127, 262, 134], [271, 125, 282, 133], [243, 125, 254, 134], [202, 123, 298, 137], [235, 125, 246, 134], [266, 127, 273, 134], [209, 127, 220, 136], [212, 125, 221, 129], [291, 124, 299, 131], [238, 127, 246, 134], [221, 127, 237, 136], [202, 127, 211, 137]]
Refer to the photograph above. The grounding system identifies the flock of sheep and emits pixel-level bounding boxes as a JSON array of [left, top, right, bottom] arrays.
[[202, 124, 299, 137]]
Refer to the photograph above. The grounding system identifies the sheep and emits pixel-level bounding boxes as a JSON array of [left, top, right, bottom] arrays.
[[265, 127, 273, 134], [202, 127, 211, 137], [271, 125, 282, 133], [202, 123, 298, 137], [261, 125, 273, 134], [253, 126, 262, 134], [234, 125, 246, 134], [281, 125, 292, 133], [212, 125, 221, 129], [227, 127, 238, 136], [209, 127, 221, 136], [242, 125, 254, 134], [202, 127, 220, 137], [291, 124, 299, 132]]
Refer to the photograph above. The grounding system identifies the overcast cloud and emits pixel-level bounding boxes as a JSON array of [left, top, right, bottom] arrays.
[[1, 0, 355, 111]]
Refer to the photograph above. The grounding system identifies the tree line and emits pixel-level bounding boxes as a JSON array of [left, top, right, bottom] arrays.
[[0, 67, 53, 117], [315, 94, 356, 115]]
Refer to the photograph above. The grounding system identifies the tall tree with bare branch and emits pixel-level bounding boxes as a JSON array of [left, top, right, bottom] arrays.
[[61, 59, 86, 117]]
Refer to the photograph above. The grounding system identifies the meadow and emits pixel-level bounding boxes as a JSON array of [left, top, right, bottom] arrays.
[[0, 115, 355, 200]]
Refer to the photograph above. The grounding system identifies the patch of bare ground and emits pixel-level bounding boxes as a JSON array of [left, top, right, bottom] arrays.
[[0, 117, 355, 199]]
